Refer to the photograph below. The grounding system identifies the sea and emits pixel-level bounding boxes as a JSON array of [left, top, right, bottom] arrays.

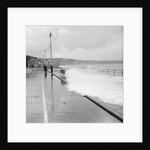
[[62, 63, 123, 106]]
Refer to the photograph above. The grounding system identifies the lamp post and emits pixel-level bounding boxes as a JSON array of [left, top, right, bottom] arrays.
[[44, 49, 46, 58], [49, 32, 53, 73]]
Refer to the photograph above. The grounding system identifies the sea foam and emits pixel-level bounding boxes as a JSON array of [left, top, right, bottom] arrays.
[[66, 68, 123, 105]]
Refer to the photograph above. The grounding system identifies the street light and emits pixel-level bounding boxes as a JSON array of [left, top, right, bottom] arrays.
[[44, 49, 46, 58], [49, 32, 53, 73]]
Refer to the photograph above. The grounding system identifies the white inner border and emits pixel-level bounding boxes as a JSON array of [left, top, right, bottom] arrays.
[[8, 8, 142, 142]]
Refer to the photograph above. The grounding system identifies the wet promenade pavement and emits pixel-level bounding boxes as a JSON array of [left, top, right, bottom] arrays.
[[26, 68, 121, 123]]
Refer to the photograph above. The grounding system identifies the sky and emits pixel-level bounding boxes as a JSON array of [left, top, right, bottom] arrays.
[[26, 25, 123, 60]]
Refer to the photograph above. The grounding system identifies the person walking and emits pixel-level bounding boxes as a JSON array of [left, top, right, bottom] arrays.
[[43, 64, 47, 77]]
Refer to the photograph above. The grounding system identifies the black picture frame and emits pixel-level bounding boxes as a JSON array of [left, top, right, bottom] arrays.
[[1, 0, 148, 147]]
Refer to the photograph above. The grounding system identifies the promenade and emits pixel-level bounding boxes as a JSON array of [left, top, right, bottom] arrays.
[[26, 68, 122, 123]]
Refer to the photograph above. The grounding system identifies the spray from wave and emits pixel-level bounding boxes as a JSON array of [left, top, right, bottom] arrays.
[[65, 68, 123, 106]]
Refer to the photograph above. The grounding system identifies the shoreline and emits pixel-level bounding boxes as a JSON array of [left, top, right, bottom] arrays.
[[70, 90, 123, 116], [91, 96, 123, 115], [54, 70, 123, 116]]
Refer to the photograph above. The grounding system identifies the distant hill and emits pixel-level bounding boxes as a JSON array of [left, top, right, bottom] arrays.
[[41, 58, 123, 66], [26, 55, 123, 67]]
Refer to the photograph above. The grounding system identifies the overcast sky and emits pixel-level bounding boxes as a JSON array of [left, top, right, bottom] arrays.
[[26, 25, 123, 60]]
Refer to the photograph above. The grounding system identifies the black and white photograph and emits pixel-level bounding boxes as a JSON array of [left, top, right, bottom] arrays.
[[7, 8, 142, 142], [26, 25, 123, 123]]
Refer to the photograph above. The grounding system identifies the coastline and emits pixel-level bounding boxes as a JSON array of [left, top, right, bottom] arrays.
[[90, 96, 123, 115], [54, 70, 123, 116]]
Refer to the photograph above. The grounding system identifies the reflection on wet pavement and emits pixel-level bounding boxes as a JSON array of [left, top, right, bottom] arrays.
[[26, 69, 121, 123]]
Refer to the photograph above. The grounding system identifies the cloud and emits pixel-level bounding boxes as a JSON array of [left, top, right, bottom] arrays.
[[58, 26, 122, 50], [58, 28, 68, 35], [26, 25, 123, 60]]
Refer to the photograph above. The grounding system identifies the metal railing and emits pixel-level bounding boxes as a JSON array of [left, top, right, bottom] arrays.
[[81, 67, 123, 76]]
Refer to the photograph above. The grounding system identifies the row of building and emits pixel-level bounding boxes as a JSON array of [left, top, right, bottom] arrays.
[[27, 58, 42, 68], [26, 55, 52, 68]]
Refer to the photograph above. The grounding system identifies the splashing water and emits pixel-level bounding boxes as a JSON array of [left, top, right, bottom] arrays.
[[66, 68, 123, 106]]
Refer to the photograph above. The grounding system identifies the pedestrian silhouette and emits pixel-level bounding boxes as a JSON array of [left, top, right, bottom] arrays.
[[43, 65, 47, 77]]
